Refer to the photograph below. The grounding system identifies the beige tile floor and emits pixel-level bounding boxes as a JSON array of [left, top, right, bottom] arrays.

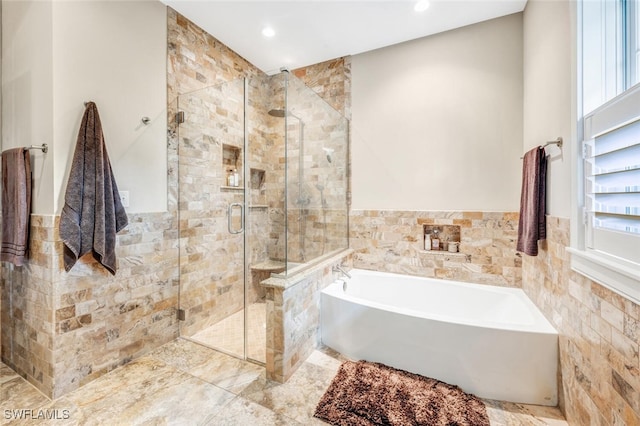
[[1, 338, 568, 425], [190, 302, 266, 363]]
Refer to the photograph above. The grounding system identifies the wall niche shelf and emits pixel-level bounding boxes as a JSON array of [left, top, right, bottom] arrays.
[[418, 250, 470, 261], [222, 143, 242, 188], [250, 168, 265, 190], [423, 224, 461, 254], [221, 185, 244, 191]]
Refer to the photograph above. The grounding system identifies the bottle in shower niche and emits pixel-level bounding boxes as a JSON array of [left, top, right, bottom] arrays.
[[431, 229, 440, 250], [233, 169, 239, 187], [226, 169, 234, 187], [424, 233, 431, 251]]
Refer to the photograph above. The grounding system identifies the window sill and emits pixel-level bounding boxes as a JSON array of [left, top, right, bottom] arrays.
[[567, 247, 640, 303]]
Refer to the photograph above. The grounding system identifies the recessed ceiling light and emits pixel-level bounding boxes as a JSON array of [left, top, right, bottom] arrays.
[[414, 0, 430, 12], [262, 26, 276, 38]]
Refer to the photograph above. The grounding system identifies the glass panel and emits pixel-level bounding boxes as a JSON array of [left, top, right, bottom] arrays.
[[284, 74, 349, 271], [175, 71, 349, 365], [177, 79, 247, 359], [244, 73, 287, 364], [582, 0, 625, 114]]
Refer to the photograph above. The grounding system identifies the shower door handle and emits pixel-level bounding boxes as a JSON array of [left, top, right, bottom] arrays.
[[228, 203, 244, 234]]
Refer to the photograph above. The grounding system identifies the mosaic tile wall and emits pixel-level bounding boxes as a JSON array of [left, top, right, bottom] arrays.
[[522, 217, 640, 424], [350, 210, 522, 287], [1, 212, 179, 398]]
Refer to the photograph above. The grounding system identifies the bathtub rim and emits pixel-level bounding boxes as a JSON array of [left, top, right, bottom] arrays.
[[322, 268, 558, 335]]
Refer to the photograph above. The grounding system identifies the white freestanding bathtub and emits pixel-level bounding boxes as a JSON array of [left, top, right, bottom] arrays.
[[321, 269, 558, 406]]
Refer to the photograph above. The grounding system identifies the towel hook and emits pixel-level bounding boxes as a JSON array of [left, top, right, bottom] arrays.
[[84, 101, 149, 126]]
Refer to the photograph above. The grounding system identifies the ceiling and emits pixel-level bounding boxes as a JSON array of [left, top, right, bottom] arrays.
[[162, 0, 527, 75]]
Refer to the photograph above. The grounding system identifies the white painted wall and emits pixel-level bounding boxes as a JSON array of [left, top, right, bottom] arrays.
[[523, 0, 573, 219], [2, 1, 167, 214], [2, 1, 55, 214], [351, 13, 523, 212]]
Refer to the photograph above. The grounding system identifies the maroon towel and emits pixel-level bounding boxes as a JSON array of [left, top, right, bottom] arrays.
[[1, 148, 32, 266], [517, 147, 547, 256], [59, 102, 128, 275]]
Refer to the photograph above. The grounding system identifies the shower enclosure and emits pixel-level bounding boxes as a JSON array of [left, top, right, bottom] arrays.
[[175, 71, 349, 364]]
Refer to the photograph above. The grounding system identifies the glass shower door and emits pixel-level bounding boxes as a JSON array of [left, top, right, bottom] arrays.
[[176, 79, 249, 360]]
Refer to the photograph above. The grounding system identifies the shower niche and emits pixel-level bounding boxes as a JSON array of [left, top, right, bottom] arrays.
[[175, 72, 349, 367], [222, 143, 242, 189], [249, 168, 267, 207], [423, 224, 461, 252]]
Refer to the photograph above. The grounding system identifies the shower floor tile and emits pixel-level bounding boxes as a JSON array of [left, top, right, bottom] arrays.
[[148, 338, 264, 395], [189, 302, 266, 363]]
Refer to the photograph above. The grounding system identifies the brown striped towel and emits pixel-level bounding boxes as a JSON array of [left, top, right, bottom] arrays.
[[516, 146, 547, 256], [1, 148, 32, 266]]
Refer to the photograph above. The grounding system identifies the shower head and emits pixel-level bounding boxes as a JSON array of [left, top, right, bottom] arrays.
[[322, 147, 334, 163], [315, 183, 325, 191], [268, 109, 305, 123]]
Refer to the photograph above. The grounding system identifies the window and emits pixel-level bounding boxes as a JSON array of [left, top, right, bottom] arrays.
[[583, 86, 640, 263], [628, 0, 639, 86], [573, 0, 640, 302]]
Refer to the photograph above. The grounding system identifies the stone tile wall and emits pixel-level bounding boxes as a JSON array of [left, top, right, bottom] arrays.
[[1, 216, 55, 395], [293, 57, 352, 120], [1, 212, 179, 398], [175, 81, 248, 336], [260, 71, 350, 265], [350, 210, 522, 287], [166, 9, 260, 109], [168, 9, 265, 337], [289, 58, 352, 262], [263, 250, 353, 383], [522, 217, 640, 425], [1, 8, 354, 398], [169, 9, 352, 380]]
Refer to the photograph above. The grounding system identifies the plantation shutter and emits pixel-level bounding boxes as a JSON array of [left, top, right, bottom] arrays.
[[584, 85, 640, 264]]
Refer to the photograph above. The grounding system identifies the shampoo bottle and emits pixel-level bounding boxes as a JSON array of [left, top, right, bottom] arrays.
[[233, 169, 239, 187], [424, 233, 431, 251], [432, 230, 440, 250]]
